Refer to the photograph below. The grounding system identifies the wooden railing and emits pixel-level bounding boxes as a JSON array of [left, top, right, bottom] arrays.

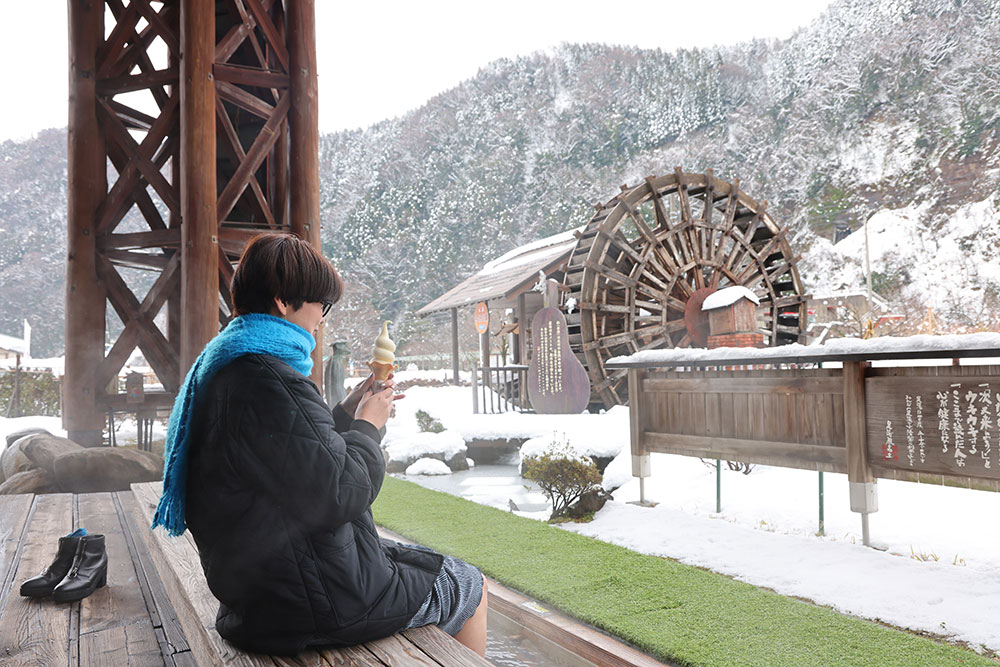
[[471, 364, 530, 414]]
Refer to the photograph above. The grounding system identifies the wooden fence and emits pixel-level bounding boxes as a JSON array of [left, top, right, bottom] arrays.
[[609, 346, 1000, 544]]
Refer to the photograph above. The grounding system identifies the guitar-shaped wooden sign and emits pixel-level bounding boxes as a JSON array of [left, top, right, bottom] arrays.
[[527, 279, 590, 414]]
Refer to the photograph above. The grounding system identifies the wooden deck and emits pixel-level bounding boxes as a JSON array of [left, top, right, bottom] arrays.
[[0, 492, 488, 666]]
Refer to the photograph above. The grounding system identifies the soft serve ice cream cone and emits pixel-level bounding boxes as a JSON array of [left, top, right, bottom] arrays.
[[367, 320, 397, 387]]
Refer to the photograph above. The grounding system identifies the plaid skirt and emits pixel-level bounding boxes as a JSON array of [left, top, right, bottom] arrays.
[[403, 552, 484, 636]]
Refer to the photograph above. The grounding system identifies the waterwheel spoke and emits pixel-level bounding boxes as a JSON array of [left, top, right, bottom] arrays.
[[646, 176, 673, 232]]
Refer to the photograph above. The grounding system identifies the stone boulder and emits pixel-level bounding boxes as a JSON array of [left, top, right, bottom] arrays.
[[0, 469, 58, 495], [566, 487, 613, 519], [20, 433, 84, 474], [1, 438, 35, 483], [383, 430, 468, 473], [6, 427, 52, 447], [53, 447, 163, 494]]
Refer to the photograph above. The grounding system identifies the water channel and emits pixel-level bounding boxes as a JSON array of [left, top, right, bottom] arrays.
[[394, 462, 602, 665]]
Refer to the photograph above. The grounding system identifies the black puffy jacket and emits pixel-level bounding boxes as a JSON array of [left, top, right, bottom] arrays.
[[185, 354, 442, 655]]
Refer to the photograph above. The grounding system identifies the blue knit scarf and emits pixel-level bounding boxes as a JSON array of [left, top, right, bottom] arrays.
[[152, 313, 315, 537]]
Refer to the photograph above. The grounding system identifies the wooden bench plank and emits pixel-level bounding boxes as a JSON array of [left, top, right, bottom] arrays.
[[77, 492, 162, 666], [80, 623, 164, 666], [0, 493, 74, 666], [130, 483, 273, 667], [401, 625, 490, 666], [0, 494, 34, 617], [362, 633, 441, 666], [115, 491, 192, 661]]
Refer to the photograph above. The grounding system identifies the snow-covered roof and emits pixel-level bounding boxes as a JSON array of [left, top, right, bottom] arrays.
[[417, 229, 580, 316], [702, 286, 760, 311], [607, 332, 1000, 368], [0, 332, 26, 355]]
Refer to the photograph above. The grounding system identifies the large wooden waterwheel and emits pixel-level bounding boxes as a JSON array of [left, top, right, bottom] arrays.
[[564, 168, 808, 408]]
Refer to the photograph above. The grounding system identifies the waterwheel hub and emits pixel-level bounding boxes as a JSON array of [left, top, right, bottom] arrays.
[[683, 287, 717, 348]]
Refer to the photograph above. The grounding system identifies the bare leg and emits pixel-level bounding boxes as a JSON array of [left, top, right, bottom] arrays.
[[453, 574, 488, 656]]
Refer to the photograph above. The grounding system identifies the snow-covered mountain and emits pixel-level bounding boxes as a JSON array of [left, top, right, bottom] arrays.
[[1, 0, 998, 355]]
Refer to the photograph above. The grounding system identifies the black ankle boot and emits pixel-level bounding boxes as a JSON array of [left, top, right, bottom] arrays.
[[19, 532, 84, 598], [52, 534, 108, 603]]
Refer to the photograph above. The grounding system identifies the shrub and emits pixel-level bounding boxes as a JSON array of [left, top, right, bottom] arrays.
[[414, 409, 445, 433], [522, 440, 603, 521], [0, 370, 61, 417]]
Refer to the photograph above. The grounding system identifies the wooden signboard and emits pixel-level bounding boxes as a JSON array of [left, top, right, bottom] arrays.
[[527, 298, 590, 414], [865, 374, 1000, 482], [474, 302, 489, 334]]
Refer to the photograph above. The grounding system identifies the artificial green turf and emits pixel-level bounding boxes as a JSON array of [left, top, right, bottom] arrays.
[[373, 476, 994, 667]]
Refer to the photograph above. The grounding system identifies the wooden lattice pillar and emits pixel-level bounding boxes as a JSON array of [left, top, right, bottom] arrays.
[[287, 0, 323, 386], [64, 0, 323, 443], [65, 0, 108, 447], [179, 0, 218, 373]]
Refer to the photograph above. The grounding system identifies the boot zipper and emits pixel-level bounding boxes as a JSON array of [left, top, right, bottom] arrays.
[[67, 538, 85, 578]]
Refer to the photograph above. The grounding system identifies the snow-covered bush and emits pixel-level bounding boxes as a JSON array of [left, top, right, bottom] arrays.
[[415, 409, 445, 433], [521, 438, 603, 521]]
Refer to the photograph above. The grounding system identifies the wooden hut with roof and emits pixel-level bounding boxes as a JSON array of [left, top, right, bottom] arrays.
[[417, 229, 579, 382]]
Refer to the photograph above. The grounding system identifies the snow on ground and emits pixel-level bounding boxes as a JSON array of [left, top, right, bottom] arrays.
[[384, 382, 1000, 654], [0, 416, 66, 447], [389, 384, 628, 458]]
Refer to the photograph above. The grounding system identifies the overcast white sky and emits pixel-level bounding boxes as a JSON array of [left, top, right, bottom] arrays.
[[1, 1, 832, 142]]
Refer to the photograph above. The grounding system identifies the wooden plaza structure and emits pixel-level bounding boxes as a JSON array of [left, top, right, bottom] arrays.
[[65, 0, 325, 446]]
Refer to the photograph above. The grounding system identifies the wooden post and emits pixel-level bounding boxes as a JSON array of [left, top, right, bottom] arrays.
[[450, 307, 459, 384], [288, 0, 324, 388], [65, 0, 107, 447], [167, 22, 182, 349], [517, 292, 527, 365], [843, 360, 877, 545], [628, 368, 653, 506], [180, 0, 219, 375]]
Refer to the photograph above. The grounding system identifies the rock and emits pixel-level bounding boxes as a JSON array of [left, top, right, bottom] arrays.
[[383, 430, 468, 473], [590, 455, 615, 475], [566, 488, 613, 519], [53, 447, 163, 494], [446, 450, 470, 472], [1, 437, 35, 483], [5, 427, 51, 447], [385, 456, 407, 474], [0, 469, 58, 495], [20, 433, 84, 474]]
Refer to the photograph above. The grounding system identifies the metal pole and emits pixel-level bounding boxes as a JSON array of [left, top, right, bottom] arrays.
[[715, 459, 721, 513], [471, 362, 479, 414], [818, 471, 825, 536], [864, 217, 873, 333], [861, 513, 871, 547]]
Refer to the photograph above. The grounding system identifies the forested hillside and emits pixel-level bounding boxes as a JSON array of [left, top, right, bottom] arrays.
[[2, 0, 998, 357]]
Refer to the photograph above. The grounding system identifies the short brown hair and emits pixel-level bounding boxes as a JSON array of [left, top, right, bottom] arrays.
[[231, 233, 343, 316]]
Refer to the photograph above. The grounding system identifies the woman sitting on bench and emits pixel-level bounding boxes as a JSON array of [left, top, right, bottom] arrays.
[[151, 233, 488, 656]]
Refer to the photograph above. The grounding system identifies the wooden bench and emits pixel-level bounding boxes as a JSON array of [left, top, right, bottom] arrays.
[[130, 482, 490, 666]]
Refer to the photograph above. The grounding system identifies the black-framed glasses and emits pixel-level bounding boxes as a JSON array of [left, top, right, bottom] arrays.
[[321, 301, 334, 318]]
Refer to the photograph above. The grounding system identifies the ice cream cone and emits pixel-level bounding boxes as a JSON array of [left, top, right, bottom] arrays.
[[367, 360, 396, 382], [369, 321, 396, 389]]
